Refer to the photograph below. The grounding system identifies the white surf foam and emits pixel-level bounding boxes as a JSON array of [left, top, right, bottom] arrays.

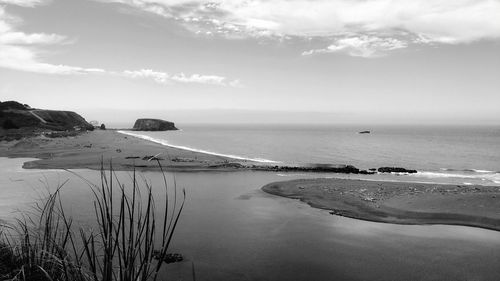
[[440, 168, 496, 173], [412, 171, 500, 184], [117, 130, 280, 163]]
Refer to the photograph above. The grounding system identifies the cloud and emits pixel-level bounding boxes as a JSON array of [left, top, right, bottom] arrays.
[[0, 5, 238, 86], [302, 35, 408, 58], [171, 73, 226, 85], [0, 5, 98, 74], [100, 0, 500, 56], [0, 44, 105, 74], [0, 32, 66, 45], [122, 69, 239, 86], [0, 0, 49, 7], [122, 69, 171, 84]]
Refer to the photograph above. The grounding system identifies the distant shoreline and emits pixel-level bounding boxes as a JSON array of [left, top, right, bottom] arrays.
[[262, 178, 500, 231]]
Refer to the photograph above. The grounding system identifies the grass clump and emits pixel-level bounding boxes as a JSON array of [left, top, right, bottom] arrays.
[[0, 161, 185, 281]]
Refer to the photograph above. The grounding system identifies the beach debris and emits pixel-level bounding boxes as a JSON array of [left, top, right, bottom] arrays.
[[329, 209, 345, 216], [208, 162, 244, 169], [125, 156, 140, 159], [116, 148, 122, 153], [143, 153, 164, 161], [358, 130, 371, 134], [152, 251, 184, 264], [172, 157, 196, 162]]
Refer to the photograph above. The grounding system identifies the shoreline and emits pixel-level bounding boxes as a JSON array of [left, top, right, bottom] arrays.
[[262, 178, 500, 231], [116, 130, 280, 164], [0, 130, 247, 172], [0, 130, 406, 175]]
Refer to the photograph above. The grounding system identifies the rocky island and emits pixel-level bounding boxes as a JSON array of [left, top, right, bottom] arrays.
[[133, 118, 178, 131]]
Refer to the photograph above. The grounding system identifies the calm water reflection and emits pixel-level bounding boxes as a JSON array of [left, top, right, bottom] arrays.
[[1, 158, 500, 281]]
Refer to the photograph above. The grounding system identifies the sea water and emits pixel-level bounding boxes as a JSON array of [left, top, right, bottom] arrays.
[[118, 124, 500, 185]]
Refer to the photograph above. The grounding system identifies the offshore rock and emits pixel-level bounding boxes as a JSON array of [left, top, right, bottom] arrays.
[[132, 118, 178, 131]]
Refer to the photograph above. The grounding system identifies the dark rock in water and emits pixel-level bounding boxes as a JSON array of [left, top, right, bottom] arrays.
[[133, 118, 178, 131], [251, 164, 360, 174], [152, 251, 183, 264], [358, 130, 370, 134], [378, 167, 417, 174]]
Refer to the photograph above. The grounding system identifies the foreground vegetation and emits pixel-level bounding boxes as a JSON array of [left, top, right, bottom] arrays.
[[0, 162, 185, 281]]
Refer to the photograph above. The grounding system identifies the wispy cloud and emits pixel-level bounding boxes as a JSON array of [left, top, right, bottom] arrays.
[[122, 69, 239, 86], [100, 0, 500, 56], [0, 32, 66, 45], [0, 3, 103, 74], [0, 0, 49, 7], [0, 3, 238, 86], [302, 35, 408, 58]]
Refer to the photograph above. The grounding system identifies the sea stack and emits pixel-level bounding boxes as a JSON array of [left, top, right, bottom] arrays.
[[132, 118, 178, 131]]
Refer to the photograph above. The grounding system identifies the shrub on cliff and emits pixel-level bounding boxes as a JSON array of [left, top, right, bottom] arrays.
[[2, 119, 19, 130], [0, 101, 28, 111]]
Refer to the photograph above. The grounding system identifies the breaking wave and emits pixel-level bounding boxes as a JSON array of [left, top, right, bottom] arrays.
[[117, 130, 280, 163], [412, 170, 500, 184]]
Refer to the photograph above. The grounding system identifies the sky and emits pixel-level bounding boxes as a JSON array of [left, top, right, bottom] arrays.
[[0, 0, 499, 125]]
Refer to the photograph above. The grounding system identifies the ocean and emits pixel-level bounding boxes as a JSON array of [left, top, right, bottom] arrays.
[[118, 124, 500, 186]]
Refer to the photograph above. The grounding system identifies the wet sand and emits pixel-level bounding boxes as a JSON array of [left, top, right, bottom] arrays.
[[0, 130, 249, 171], [263, 178, 500, 231]]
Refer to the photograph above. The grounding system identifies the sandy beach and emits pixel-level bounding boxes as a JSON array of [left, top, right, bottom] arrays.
[[262, 178, 500, 231], [0, 130, 246, 171]]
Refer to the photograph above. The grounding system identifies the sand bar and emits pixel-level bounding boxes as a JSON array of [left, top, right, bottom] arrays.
[[0, 130, 248, 171], [263, 178, 500, 231]]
